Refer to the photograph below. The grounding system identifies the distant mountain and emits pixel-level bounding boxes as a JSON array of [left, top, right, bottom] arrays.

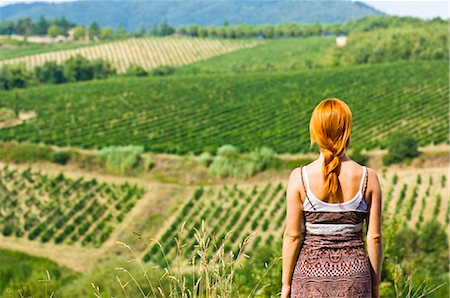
[[0, 0, 386, 31]]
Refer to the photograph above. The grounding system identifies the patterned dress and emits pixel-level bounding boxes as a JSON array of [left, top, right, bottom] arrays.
[[290, 165, 372, 298]]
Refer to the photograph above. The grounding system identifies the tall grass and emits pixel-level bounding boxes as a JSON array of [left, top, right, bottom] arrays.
[[92, 219, 280, 297]]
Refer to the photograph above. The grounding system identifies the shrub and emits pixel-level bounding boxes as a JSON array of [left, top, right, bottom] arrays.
[[0, 107, 16, 122], [99, 145, 144, 175], [197, 152, 213, 167], [0, 63, 35, 90], [383, 130, 420, 165], [34, 61, 67, 84], [51, 151, 71, 165], [151, 65, 175, 76], [208, 145, 274, 178], [125, 64, 148, 77]]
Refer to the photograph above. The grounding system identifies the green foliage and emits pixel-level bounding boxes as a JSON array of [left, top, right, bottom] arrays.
[[197, 151, 213, 167], [331, 24, 448, 66], [35, 61, 67, 84], [0, 60, 445, 154], [349, 145, 368, 165], [0, 248, 79, 296], [63, 54, 116, 82], [151, 65, 175, 76], [0, 142, 53, 163], [208, 145, 274, 178], [99, 145, 144, 175], [51, 151, 71, 165], [124, 63, 148, 77], [0, 107, 16, 122], [0, 63, 35, 90], [383, 130, 420, 165]]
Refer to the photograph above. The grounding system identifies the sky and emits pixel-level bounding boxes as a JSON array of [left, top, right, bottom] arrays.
[[0, 0, 449, 20]]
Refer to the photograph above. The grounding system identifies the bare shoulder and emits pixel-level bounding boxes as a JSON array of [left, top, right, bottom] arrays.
[[365, 167, 382, 196], [288, 166, 306, 202], [366, 167, 380, 184]]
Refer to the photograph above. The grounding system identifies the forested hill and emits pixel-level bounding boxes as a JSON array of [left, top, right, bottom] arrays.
[[1, 0, 385, 31]]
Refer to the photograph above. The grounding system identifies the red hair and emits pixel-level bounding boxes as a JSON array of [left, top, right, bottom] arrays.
[[309, 98, 353, 203]]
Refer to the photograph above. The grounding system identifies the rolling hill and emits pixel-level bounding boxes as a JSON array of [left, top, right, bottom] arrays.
[[1, 1, 385, 31], [0, 60, 447, 154]]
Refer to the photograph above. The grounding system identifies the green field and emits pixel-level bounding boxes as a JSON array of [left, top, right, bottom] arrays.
[[143, 168, 448, 268], [0, 164, 145, 247], [173, 36, 335, 74], [0, 59, 447, 154], [0, 248, 78, 297]]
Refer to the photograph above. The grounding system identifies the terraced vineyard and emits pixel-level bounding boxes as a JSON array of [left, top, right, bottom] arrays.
[[143, 168, 448, 266], [0, 164, 145, 247], [0, 60, 447, 154], [0, 37, 263, 73]]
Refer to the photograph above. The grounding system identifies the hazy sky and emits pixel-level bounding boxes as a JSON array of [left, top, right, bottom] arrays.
[[1, 0, 449, 20]]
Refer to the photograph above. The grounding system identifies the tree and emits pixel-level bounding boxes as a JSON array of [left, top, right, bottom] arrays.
[[35, 61, 66, 84], [137, 24, 147, 37], [383, 130, 420, 165], [100, 27, 113, 40], [90, 59, 116, 79], [16, 17, 32, 36], [47, 25, 64, 37], [125, 64, 148, 77], [149, 23, 158, 36], [35, 15, 50, 35], [73, 26, 86, 40], [0, 63, 34, 90], [159, 19, 174, 36], [115, 23, 127, 39], [63, 54, 94, 82], [88, 22, 101, 40]]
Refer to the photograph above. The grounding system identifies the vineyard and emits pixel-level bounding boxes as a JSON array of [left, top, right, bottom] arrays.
[[0, 60, 447, 154], [0, 164, 145, 247], [143, 168, 448, 266], [0, 37, 263, 73]]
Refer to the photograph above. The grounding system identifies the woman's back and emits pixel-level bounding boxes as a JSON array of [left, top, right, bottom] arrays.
[[290, 162, 372, 298]]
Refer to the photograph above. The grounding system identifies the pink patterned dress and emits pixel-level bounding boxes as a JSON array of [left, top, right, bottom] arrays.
[[290, 166, 372, 298]]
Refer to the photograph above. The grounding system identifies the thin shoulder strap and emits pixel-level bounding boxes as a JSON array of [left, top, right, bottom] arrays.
[[357, 166, 369, 208], [300, 166, 316, 210]]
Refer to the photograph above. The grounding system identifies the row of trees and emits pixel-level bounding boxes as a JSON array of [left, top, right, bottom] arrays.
[[0, 54, 116, 90], [0, 57, 176, 90], [0, 16, 75, 36], [1, 15, 446, 41], [0, 16, 175, 40]]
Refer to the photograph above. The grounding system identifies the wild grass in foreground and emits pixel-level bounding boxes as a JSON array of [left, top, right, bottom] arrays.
[[92, 219, 281, 297]]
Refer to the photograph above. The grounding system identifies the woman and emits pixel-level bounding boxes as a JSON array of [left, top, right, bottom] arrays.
[[281, 98, 383, 298]]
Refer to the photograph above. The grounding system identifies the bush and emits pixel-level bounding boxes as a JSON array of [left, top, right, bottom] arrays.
[[151, 65, 175, 76], [0, 63, 35, 90], [51, 151, 71, 165], [125, 64, 148, 77], [197, 152, 213, 167], [34, 61, 67, 84], [383, 130, 420, 165], [99, 145, 144, 175], [0, 142, 53, 163], [0, 107, 16, 122], [208, 145, 274, 178], [63, 54, 116, 82]]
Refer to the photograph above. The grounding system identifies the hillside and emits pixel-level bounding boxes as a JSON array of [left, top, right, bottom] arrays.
[[0, 36, 262, 72], [1, 1, 385, 31], [0, 60, 447, 154]]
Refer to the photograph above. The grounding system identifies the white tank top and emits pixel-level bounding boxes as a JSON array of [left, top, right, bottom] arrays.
[[301, 165, 369, 235]]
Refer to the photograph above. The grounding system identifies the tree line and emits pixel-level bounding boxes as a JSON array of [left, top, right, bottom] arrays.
[[0, 15, 446, 41]]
